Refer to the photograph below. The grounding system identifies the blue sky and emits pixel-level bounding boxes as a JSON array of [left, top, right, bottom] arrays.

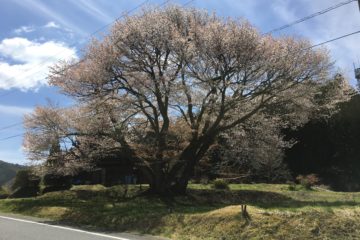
[[0, 0, 360, 165]]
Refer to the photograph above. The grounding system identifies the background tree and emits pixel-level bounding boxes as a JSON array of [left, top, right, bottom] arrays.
[[23, 103, 118, 175], [214, 116, 292, 183], [212, 73, 353, 183], [25, 6, 344, 194], [285, 89, 360, 191]]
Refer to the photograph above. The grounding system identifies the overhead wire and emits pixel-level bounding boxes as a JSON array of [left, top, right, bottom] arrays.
[[0, 133, 23, 141], [304, 30, 360, 50], [0, 107, 124, 141], [0, 122, 23, 132], [264, 0, 357, 35]]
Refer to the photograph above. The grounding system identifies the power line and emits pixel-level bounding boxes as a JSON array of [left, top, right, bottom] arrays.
[[0, 100, 152, 142], [83, 0, 153, 38], [0, 133, 23, 141], [0, 122, 23, 132], [182, 0, 195, 7], [304, 30, 360, 50], [265, 0, 357, 35], [0, 100, 133, 138], [0, 109, 107, 141]]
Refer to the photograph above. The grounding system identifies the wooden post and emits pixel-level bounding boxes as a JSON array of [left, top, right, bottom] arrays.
[[101, 168, 106, 185]]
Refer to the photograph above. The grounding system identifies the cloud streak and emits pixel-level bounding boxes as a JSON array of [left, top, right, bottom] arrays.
[[0, 104, 32, 116], [72, 0, 113, 24], [12, 0, 88, 36]]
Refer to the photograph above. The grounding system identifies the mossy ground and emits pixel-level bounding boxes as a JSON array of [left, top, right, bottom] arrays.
[[0, 184, 360, 239]]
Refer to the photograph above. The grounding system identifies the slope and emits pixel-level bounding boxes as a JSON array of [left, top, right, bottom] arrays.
[[0, 160, 24, 187]]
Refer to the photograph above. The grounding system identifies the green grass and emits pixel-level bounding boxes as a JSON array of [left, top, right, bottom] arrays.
[[1, 184, 360, 239]]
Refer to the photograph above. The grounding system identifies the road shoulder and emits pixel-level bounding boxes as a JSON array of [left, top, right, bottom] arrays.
[[0, 211, 170, 240]]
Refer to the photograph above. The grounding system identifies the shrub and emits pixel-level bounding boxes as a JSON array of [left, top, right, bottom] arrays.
[[41, 174, 72, 194], [11, 169, 40, 190], [10, 169, 40, 198], [212, 179, 229, 190], [10, 187, 39, 198], [296, 174, 320, 190], [43, 174, 72, 187]]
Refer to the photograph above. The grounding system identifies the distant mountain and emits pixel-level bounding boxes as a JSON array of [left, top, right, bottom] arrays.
[[0, 160, 25, 187]]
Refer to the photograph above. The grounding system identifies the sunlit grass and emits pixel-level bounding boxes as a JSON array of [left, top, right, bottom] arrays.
[[1, 184, 360, 239]]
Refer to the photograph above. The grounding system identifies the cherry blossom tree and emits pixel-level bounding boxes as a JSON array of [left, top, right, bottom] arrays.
[[24, 6, 348, 194]]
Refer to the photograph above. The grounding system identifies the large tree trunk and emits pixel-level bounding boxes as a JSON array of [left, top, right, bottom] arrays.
[[148, 163, 169, 195], [169, 159, 199, 195], [169, 135, 216, 195], [144, 134, 217, 195]]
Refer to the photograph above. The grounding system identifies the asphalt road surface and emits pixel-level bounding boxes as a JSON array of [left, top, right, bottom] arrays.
[[0, 214, 166, 240]]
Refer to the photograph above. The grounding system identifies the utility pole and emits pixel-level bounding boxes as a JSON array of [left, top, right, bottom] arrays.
[[358, 0, 360, 11], [355, 63, 360, 82]]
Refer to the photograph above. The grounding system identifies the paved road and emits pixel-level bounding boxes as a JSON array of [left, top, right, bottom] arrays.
[[0, 214, 167, 240]]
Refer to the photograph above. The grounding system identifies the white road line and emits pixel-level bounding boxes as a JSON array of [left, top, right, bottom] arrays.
[[0, 215, 131, 240]]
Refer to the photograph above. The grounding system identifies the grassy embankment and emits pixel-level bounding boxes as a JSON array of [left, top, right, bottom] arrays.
[[0, 183, 360, 240]]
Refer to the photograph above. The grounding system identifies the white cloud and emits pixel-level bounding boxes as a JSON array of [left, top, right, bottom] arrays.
[[0, 104, 32, 116], [44, 21, 61, 29], [0, 37, 77, 90], [13, 25, 35, 34]]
